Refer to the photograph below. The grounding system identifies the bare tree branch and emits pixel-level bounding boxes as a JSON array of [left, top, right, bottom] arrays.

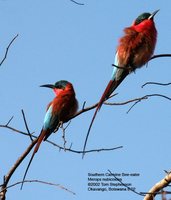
[[108, 169, 145, 197], [126, 94, 171, 113], [0, 34, 18, 67], [142, 171, 171, 200], [97, 94, 171, 113], [70, 0, 84, 5], [69, 145, 123, 154], [150, 54, 171, 61], [108, 170, 171, 200], [21, 109, 33, 141], [0, 111, 122, 199], [71, 93, 118, 120], [6, 116, 14, 126], [0, 138, 38, 200], [142, 82, 171, 88], [0, 179, 75, 195], [0, 123, 33, 136], [0, 119, 122, 154]]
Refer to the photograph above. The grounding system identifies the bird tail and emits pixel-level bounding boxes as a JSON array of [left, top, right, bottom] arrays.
[[20, 129, 48, 190], [82, 72, 128, 158], [34, 129, 48, 153]]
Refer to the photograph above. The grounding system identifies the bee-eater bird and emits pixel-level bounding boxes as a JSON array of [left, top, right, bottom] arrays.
[[21, 80, 78, 189], [82, 10, 159, 158]]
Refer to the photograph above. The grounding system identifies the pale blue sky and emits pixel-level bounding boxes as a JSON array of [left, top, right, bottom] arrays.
[[0, 0, 171, 199]]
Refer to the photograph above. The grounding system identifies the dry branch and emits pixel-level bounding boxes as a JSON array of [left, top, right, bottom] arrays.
[[142, 82, 171, 88], [108, 170, 171, 200], [150, 54, 171, 61], [70, 0, 84, 5], [0, 110, 122, 199], [0, 138, 38, 200], [0, 179, 75, 195], [0, 114, 122, 154], [143, 171, 171, 200], [108, 169, 145, 197]]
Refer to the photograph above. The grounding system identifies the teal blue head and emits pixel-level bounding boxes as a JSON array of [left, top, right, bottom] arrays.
[[40, 80, 74, 96], [40, 80, 69, 90], [134, 10, 159, 25]]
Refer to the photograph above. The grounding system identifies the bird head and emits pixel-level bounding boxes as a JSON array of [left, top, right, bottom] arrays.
[[132, 10, 159, 34], [133, 10, 159, 25], [40, 80, 73, 96]]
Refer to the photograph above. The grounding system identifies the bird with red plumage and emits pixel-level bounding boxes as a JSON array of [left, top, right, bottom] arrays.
[[21, 80, 78, 189], [82, 10, 159, 157]]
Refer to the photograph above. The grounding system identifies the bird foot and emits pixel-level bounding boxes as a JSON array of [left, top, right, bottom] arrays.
[[53, 121, 64, 133], [54, 122, 63, 133], [128, 65, 136, 74]]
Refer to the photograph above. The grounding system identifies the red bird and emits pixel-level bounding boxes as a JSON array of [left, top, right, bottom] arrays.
[[21, 80, 78, 189], [82, 10, 159, 157]]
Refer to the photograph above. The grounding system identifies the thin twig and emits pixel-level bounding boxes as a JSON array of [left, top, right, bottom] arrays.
[[82, 101, 86, 110], [6, 116, 14, 126], [104, 94, 171, 113], [63, 120, 71, 130], [126, 94, 171, 113], [0, 179, 75, 195], [142, 82, 171, 88], [150, 54, 171, 61], [107, 170, 145, 196], [80, 146, 123, 154], [0, 121, 122, 154], [60, 122, 67, 151], [71, 93, 118, 120], [104, 96, 148, 106], [70, 0, 84, 5], [21, 109, 33, 141], [0, 34, 19, 66], [0, 124, 34, 136]]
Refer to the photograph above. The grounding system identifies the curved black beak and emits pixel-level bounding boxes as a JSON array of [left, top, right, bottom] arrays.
[[40, 84, 55, 89], [149, 9, 159, 19]]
